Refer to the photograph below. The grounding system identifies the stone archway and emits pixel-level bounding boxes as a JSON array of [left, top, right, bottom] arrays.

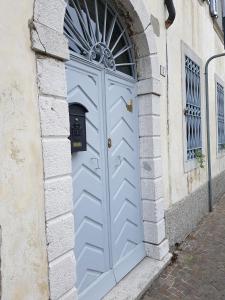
[[31, 0, 169, 298]]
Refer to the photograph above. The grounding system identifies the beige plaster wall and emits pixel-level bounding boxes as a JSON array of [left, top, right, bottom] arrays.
[[145, 0, 225, 209], [0, 1, 49, 299]]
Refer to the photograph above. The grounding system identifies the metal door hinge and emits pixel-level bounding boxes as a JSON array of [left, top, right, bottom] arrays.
[[126, 100, 133, 112]]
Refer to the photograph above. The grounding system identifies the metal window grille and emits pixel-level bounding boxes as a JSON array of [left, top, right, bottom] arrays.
[[217, 82, 225, 151], [185, 56, 202, 160], [64, 0, 135, 77]]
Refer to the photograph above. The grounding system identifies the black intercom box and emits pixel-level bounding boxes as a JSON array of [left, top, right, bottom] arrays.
[[69, 103, 88, 153]]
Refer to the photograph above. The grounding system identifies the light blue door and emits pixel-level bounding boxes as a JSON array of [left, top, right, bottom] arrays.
[[105, 71, 145, 282], [66, 59, 145, 300], [66, 60, 116, 300]]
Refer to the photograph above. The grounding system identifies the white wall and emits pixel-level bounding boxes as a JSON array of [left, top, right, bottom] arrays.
[[0, 0, 224, 297], [0, 1, 49, 299], [145, 0, 225, 209]]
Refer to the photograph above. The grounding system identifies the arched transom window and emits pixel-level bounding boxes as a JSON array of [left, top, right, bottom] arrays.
[[64, 0, 135, 77]]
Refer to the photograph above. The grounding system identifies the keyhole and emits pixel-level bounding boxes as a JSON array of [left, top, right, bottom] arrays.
[[108, 138, 112, 149]]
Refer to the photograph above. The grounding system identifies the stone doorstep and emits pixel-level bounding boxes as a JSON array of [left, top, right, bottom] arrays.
[[103, 254, 172, 300]]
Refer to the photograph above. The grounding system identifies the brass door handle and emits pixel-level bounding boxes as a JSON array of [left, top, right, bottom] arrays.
[[126, 100, 133, 112]]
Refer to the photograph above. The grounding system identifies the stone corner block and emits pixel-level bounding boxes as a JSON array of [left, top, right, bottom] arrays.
[[131, 25, 157, 59], [142, 198, 165, 223], [31, 21, 69, 61], [137, 77, 161, 96], [42, 138, 71, 179], [37, 56, 67, 97], [140, 136, 161, 158], [47, 213, 74, 262], [144, 219, 166, 244], [138, 94, 161, 117], [144, 239, 169, 260], [39, 96, 70, 137], [137, 55, 160, 81], [49, 252, 76, 300], [45, 176, 73, 221], [140, 158, 163, 179], [141, 178, 164, 201], [34, 0, 67, 33], [139, 115, 161, 137]]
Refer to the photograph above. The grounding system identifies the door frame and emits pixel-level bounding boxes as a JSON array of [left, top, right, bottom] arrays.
[[31, 0, 169, 298]]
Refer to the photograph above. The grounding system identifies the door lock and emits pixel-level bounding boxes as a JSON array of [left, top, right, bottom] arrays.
[[108, 138, 112, 149]]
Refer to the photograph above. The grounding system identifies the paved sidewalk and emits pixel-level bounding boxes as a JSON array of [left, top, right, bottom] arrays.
[[141, 195, 225, 300]]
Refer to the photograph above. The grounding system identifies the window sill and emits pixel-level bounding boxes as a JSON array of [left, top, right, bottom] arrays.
[[184, 159, 199, 173]]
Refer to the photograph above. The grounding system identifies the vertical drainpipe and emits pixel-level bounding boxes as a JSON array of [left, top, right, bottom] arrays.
[[205, 54, 225, 212], [205, 1, 225, 212], [223, 0, 225, 45], [165, 0, 176, 28], [164, 0, 176, 206], [210, 0, 218, 17]]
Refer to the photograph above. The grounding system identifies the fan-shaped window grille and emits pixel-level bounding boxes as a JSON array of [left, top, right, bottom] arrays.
[[64, 0, 135, 77]]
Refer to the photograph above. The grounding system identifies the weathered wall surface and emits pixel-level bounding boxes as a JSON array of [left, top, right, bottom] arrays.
[[144, 0, 225, 244], [0, 1, 49, 299], [146, 0, 225, 207], [165, 170, 225, 246]]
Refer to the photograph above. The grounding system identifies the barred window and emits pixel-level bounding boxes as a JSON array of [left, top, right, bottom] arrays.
[[185, 56, 202, 160], [217, 82, 225, 151]]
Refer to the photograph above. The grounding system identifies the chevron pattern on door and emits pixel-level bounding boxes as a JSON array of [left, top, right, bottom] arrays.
[[66, 59, 145, 300], [66, 61, 116, 300], [106, 73, 145, 282]]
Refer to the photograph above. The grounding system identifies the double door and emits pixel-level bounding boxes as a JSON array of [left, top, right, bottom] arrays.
[[66, 58, 145, 300]]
